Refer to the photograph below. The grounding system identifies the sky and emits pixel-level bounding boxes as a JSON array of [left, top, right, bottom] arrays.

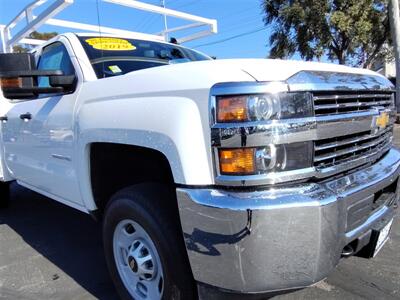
[[0, 0, 275, 59]]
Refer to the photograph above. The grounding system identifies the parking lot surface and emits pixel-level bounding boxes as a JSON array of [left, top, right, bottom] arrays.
[[0, 126, 400, 300]]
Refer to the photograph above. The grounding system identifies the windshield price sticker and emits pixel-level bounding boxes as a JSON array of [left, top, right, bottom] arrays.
[[109, 65, 122, 73], [85, 38, 136, 51]]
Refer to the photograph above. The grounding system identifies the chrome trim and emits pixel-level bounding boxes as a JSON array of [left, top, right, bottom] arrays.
[[212, 146, 310, 186], [315, 109, 395, 140], [315, 141, 392, 178], [211, 111, 394, 186], [209, 72, 395, 187], [314, 93, 392, 100], [313, 105, 394, 176], [312, 91, 394, 116], [213, 141, 392, 186], [215, 166, 316, 186], [315, 126, 393, 151], [210, 81, 289, 96], [209, 81, 289, 126], [177, 148, 400, 292], [314, 100, 392, 110], [211, 110, 395, 148], [255, 145, 276, 171], [287, 71, 395, 92], [314, 132, 392, 163], [211, 117, 317, 148]]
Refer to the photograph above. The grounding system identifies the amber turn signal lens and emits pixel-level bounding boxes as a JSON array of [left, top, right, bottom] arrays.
[[217, 96, 248, 122], [219, 148, 256, 175], [0, 77, 22, 88]]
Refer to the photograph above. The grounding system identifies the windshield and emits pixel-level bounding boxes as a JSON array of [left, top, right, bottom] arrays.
[[78, 36, 211, 78]]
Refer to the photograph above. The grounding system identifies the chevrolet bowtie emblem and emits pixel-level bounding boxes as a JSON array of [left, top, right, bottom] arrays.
[[376, 112, 389, 129]]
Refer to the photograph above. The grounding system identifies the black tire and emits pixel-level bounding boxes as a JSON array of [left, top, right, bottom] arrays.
[[0, 182, 10, 209], [103, 183, 196, 300]]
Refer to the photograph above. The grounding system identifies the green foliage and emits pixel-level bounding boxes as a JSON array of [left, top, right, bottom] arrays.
[[12, 31, 58, 53], [262, 0, 391, 67], [12, 45, 28, 53], [29, 31, 58, 41]]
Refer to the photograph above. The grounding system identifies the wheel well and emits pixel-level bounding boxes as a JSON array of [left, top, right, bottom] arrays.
[[90, 143, 175, 214]]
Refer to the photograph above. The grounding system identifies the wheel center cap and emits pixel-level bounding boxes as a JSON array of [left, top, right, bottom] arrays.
[[128, 256, 138, 272]]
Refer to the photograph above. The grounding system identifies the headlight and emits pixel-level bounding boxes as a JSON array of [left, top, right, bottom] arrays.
[[218, 142, 313, 175], [214, 90, 314, 177], [216, 92, 313, 123]]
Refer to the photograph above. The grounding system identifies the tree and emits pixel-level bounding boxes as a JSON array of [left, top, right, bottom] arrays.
[[262, 0, 392, 67], [389, 0, 400, 111], [12, 31, 58, 53], [29, 31, 58, 41], [12, 45, 29, 53]]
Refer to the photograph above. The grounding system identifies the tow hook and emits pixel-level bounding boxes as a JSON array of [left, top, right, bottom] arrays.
[[341, 244, 355, 257]]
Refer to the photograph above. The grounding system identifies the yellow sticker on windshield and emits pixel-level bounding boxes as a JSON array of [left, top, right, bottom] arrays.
[[85, 38, 136, 51]]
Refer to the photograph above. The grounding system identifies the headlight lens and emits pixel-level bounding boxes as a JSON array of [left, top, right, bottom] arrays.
[[216, 92, 312, 123], [217, 96, 248, 122], [215, 91, 314, 177], [218, 142, 313, 176]]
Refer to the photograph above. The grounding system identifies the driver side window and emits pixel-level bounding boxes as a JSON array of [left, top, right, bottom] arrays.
[[37, 42, 75, 87]]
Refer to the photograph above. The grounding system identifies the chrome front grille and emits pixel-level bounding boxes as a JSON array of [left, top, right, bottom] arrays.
[[314, 126, 393, 169], [312, 90, 395, 176], [313, 92, 394, 116]]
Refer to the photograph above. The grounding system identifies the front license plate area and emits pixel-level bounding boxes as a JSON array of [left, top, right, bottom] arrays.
[[373, 219, 393, 257]]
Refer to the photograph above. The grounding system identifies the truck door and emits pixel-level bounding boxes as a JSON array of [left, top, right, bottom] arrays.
[[10, 38, 83, 206], [0, 94, 17, 182], [1, 85, 40, 183]]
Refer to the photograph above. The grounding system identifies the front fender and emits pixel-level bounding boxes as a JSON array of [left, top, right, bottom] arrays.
[[76, 96, 213, 210]]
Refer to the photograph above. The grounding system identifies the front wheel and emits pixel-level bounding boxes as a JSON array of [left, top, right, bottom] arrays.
[[113, 219, 164, 299], [103, 184, 196, 300]]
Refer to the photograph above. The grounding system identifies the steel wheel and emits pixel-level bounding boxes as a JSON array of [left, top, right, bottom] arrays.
[[113, 219, 164, 299]]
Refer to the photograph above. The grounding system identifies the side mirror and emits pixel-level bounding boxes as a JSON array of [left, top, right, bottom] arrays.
[[49, 74, 76, 91], [0, 53, 36, 99], [0, 53, 74, 100]]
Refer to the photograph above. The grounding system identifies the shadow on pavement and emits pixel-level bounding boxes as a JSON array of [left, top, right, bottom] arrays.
[[0, 184, 300, 300], [0, 183, 118, 300]]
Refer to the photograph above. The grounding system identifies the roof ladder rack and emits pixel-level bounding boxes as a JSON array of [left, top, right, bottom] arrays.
[[0, 0, 218, 53]]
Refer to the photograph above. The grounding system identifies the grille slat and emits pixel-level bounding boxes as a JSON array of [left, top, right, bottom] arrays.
[[315, 130, 392, 163], [313, 91, 395, 174], [313, 92, 394, 116], [315, 133, 392, 169], [317, 140, 392, 175], [313, 94, 392, 100], [315, 126, 392, 151], [314, 100, 393, 111]]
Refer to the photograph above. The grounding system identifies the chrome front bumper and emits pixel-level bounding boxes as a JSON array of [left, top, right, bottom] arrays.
[[176, 148, 400, 293]]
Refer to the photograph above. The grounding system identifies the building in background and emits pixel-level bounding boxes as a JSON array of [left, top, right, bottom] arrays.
[[372, 59, 396, 83]]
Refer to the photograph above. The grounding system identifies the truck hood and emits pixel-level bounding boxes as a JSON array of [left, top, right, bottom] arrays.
[[121, 58, 385, 92], [96, 58, 387, 99], [201, 58, 380, 82]]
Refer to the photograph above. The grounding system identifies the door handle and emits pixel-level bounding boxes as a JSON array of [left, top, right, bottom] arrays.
[[0, 116, 8, 122], [19, 113, 32, 121]]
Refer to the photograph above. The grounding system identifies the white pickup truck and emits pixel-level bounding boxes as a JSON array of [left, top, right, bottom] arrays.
[[0, 33, 398, 300]]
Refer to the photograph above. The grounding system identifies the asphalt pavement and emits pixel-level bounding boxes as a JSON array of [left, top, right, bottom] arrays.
[[0, 127, 400, 300]]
